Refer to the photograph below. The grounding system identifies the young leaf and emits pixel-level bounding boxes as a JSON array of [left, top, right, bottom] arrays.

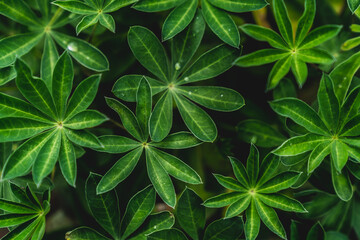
[[162, 0, 197, 41], [273, 0, 293, 47], [59, 131, 77, 186], [136, 77, 152, 140], [96, 147, 143, 194], [149, 131, 201, 149], [201, 0, 240, 47], [203, 217, 244, 240], [128, 26, 169, 82], [86, 173, 120, 239]]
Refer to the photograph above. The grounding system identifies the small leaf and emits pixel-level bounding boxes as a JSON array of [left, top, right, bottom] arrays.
[[298, 25, 342, 49], [331, 140, 348, 172], [203, 217, 244, 240], [201, 0, 240, 47], [229, 156, 250, 187], [340, 114, 360, 136], [213, 174, 247, 192], [225, 196, 251, 218], [64, 110, 108, 130], [99, 13, 115, 33], [149, 131, 201, 149], [257, 154, 280, 186], [176, 188, 205, 240], [291, 55, 308, 87], [257, 171, 300, 193], [203, 192, 246, 208], [331, 161, 353, 201], [59, 130, 77, 186], [247, 144, 259, 186], [273, 0, 293, 47]]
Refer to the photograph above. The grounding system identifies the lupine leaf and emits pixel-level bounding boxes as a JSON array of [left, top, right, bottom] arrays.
[[208, 0, 268, 12], [59, 130, 77, 186], [331, 161, 353, 201], [339, 86, 360, 128], [257, 171, 300, 193], [0, 0, 41, 26], [149, 131, 201, 149], [64, 129, 102, 148], [203, 217, 244, 240], [65, 227, 110, 240], [307, 141, 331, 173], [147, 229, 188, 240], [99, 13, 115, 33], [273, 0, 293, 47], [247, 144, 259, 186], [257, 194, 307, 213], [97, 135, 141, 154], [245, 200, 260, 240], [291, 55, 308, 87], [213, 174, 247, 191], [229, 156, 250, 187], [235, 49, 290, 67], [298, 25, 342, 49], [41, 35, 59, 90], [149, 91, 172, 142], [257, 154, 280, 186], [53, 0, 98, 14], [136, 77, 152, 140], [103, 0, 139, 12], [340, 114, 360, 136], [297, 49, 334, 64], [267, 55, 292, 90], [76, 15, 99, 35], [0, 213, 37, 228], [225, 196, 251, 218], [295, 0, 315, 46], [203, 192, 246, 208], [0, 200, 38, 214], [64, 110, 108, 130], [331, 140, 348, 172], [132, 0, 185, 12]]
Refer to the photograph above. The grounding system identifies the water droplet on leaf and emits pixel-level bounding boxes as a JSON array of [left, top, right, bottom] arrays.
[[184, 77, 189, 82], [175, 63, 181, 70], [67, 42, 78, 52]]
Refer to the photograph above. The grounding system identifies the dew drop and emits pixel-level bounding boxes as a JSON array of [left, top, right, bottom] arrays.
[[184, 77, 189, 82], [188, 91, 192, 95], [338, 84, 343, 88], [228, 28, 231, 32], [175, 62, 181, 70], [154, 226, 157, 229], [251, 136, 257, 143], [67, 42, 78, 52], [343, 77, 347, 80], [220, 94, 224, 97]]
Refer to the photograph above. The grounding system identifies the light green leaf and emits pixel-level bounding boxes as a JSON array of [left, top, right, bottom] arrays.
[[257, 194, 307, 213], [0, 66, 16, 86], [64, 129, 102, 148], [176, 188, 205, 240], [176, 86, 244, 112], [76, 15, 99, 35], [52, 0, 98, 14], [120, 185, 156, 239], [298, 25, 342, 49], [97, 135, 141, 154], [0, 214, 37, 228], [86, 173, 120, 239], [247, 144, 259, 186], [147, 229, 188, 240], [32, 130, 61, 186], [15, 60, 57, 120], [148, 147, 201, 184], [348, 0, 360, 12], [201, 0, 240, 47], [225, 196, 251, 218], [331, 140, 348, 172], [96, 147, 143, 194], [273, 0, 293, 47], [65, 74, 101, 120], [105, 97, 143, 141], [291, 55, 308, 87], [267, 55, 292, 90], [128, 26, 169, 82], [341, 36, 360, 51], [245, 200, 260, 240], [162, 0, 197, 40], [331, 161, 353, 201], [295, 0, 315, 46], [64, 110, 108, 130], [0, 0, 41, 26], [174, 93, 217, 142], [41, 35, 59, 90], [99, 13, 115, 33], [257, 171, 300, 193], [146, 149, 176, 207], [132, 0, 185, 12], [209, 0, 268, 12], [103, 0, 139, 12], [149, 131, 201, 149], [51, 31, 109, 71], [240, 24, 289, 49], [229, 156, 250, 187], [2, 216, 42, 240], [136, 77, 152, 140], [297, 49, 334, 64], [65, 227, 110, 240], [235, 49, 290, 67], [203, 217, 244, 240], [254, 198, 286, 239], [149, 91, 173, 142], [59, 130, 77, 186], [203, 192, 247, 208], [269, 98, 329, 135], [0, 200, 37, 214]]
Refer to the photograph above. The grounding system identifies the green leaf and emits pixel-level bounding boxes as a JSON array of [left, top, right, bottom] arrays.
[[213, 174, 247, 191], [203, 192, 246, 208], [149, 131, 201, 149], [51, 31, 109, 71], [209, 0, 268, 12], [2, 130, 54, 180], [340, 114, 360, 136], [179, 44, 238, 84], [297, 49, 334, 64], [65, 74, 101, 120], [97, 135, 141, 154], [254, 198, 286, 239], [0, 118, 52, 142], [267, 55, 292, 90], [41, 35, 59, 90], [0, 33, 43, 68], [32, 130, 61, 186], [331, 140, 348, 172], [331, 161, 353, 201], [201, 0, 240, 47], [291, 55, 308, 87], [273, 134, 329, 156], [176, 188, 205, 240], [225, 196, 251, 218], [235, 49, 290, 67], [65, 227, 110, 240], [245, 200, 260, 240], [162, 0, 197, 41], [342, 36, 360, 51], [257, 194, 307, 213], [128, 211, 174, 240], [257, 154, 281, 186], [273, 77, 297, 99], [10, 184, 37, 209], [176, 86, 244, 112], [0, 200, 37, 214], [59, 131, 77, 186], [53, 0, 98, 14], [64, 110, 108, 130], [2, 216, 42, 240], [136, 77, 152, 140], [348, 0, 360, 12], [15, 60, 57, 120], [236, 120, 286, 148], [203, 217, 244, 240], [99, 13, 115, 33], [273, 0, 293, 47], [64, 129, 101, 148], [112, 75, 166, 102], [148, 147, 202, 184], [306, 222, 325, 240], [133, 0, 184, 12], [295, 0, 315, 46], [229, 156, 250, 187], [269, 98, 329, 135], [298, 25, 342, 49], [149, 91, 173, 142], [105, 97, 143, 141], [146, 149, 176, 207], [96, 147, 143, 194], [103, 0, 138, 12], [247, 144, 259, 186], [0, 0, 41, 26], [147, 229, 188, 240], [0, 214, 37, 228], [171, 10, 205, 75], [339, 87, 360, 128], [307, 141, 331, 173], [120, 185, 156, 239], [76, 15, 99, 35], [240, 24, 289, 49], [52, 51, 74, 118], [257, 171, 300, 193], [0, 66, 16, 86], [128, 26, 169, 82], [173, 93, 217, 142], [86, 173, 120, 239]]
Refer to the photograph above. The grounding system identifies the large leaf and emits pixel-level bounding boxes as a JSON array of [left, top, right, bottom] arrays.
[[176, 188, 205, 240], [201, 0, 240, 47], [203, 217, 244, 240], [269, 98, 329, 135], [51, 31, 109, 71], [162, 0, 197, 40], [273, 0, 293, 47], [128, 26, 169, 82], [86, 173, 120, 239], [96, 147, 143, 194], [209, 0, 268, 12], [174, 93, 217, 142], [176, 86, 244, 111], [120, 185, 156, 239]]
